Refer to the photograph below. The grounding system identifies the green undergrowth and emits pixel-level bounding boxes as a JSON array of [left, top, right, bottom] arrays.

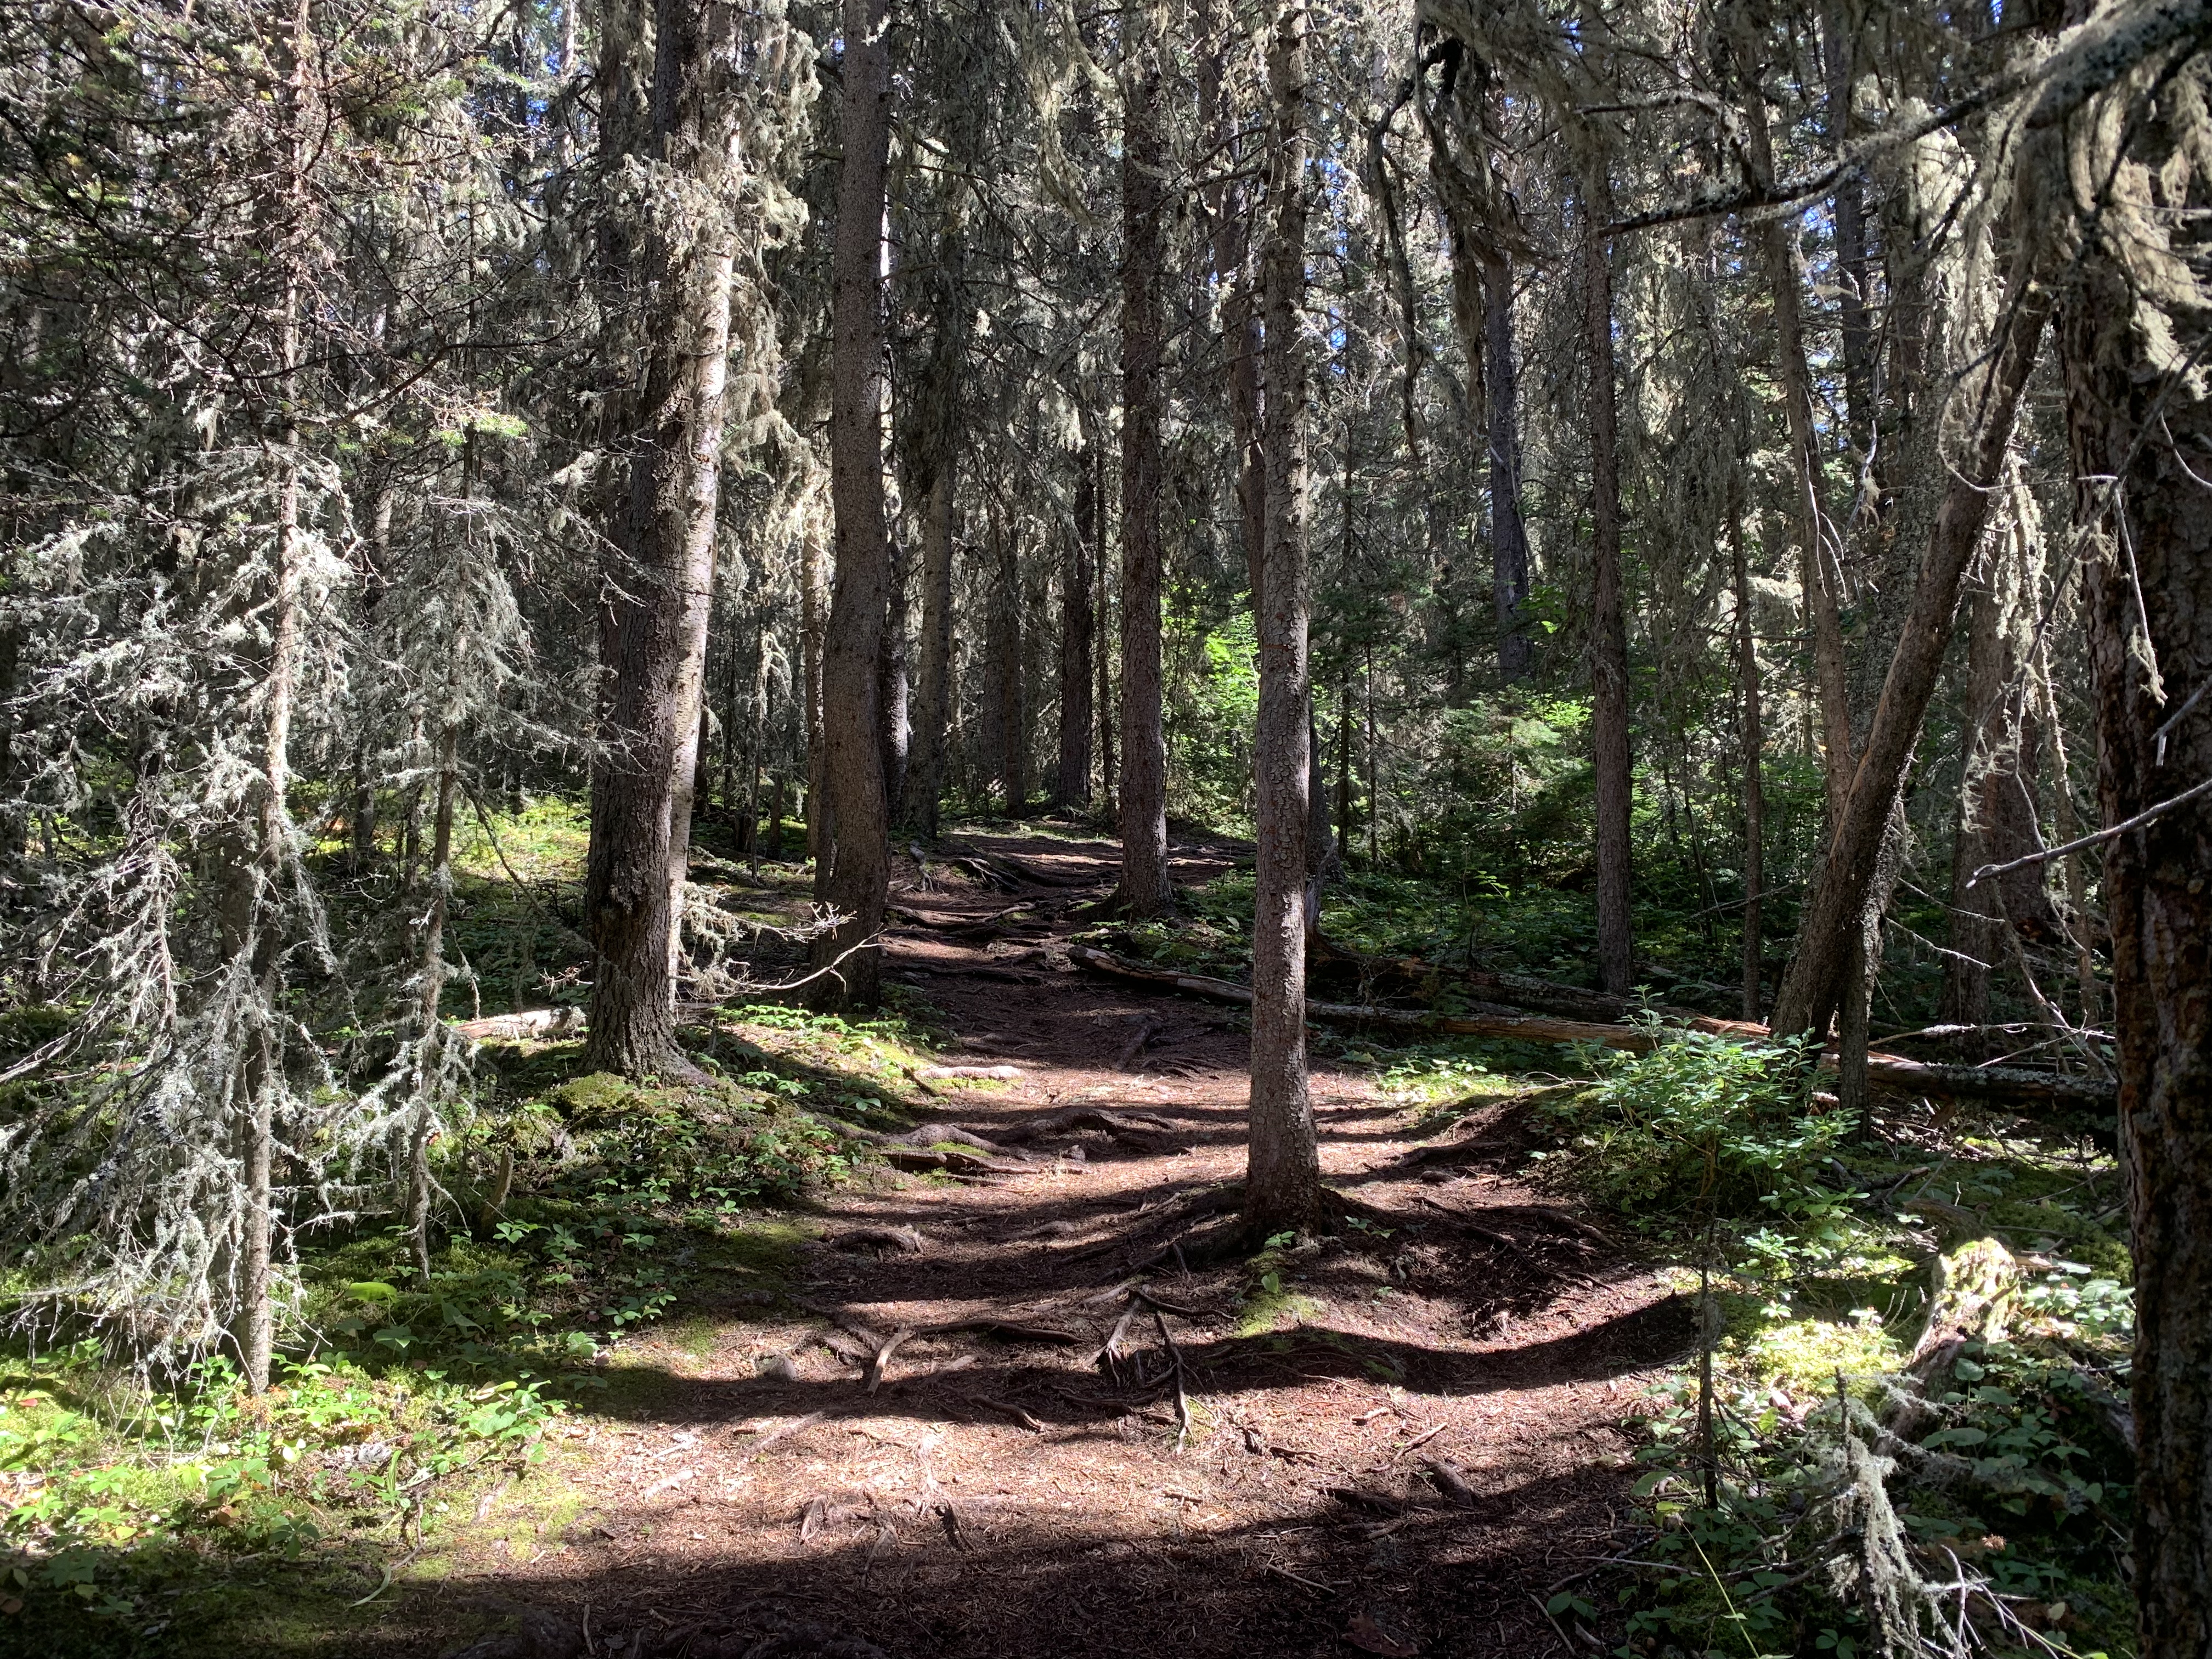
[[1520, 1030, 2136, 1659], [0, 997, 949, 1652]]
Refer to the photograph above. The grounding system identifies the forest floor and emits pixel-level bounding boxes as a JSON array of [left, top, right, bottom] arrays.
[[363, 831, 1689, 1659]]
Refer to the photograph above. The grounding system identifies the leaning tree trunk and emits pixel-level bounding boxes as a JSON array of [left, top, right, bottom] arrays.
[[2050, 37, 2212, 1656], [1582, 163, 1633, 997], [583, 0, 740, 1077], [1769, 227, 2051, 1041], [1118, 4, 1173, 917], [1244, 0, 1324, 1240], [811, 0, 893, 1010]]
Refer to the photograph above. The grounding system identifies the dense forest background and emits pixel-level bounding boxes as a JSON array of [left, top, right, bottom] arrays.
[[3, 0, 2209, 1654]]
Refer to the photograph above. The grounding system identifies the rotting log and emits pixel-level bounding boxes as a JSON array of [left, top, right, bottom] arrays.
[[1068, 946, 2115, 1110]]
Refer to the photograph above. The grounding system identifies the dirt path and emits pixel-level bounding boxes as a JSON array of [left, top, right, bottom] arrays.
[[424, 835, 1690, 1659]]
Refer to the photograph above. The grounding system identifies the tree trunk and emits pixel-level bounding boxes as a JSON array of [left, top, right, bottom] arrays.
[[901, 453, 956, 838], [879, 526, 911, 817], [988, 499, 1026, 814], [1058, 445, 1096, 806], [1742, 86, 1853, 812], [1729, 493, 1764, 1021], [1820, 3, 1875, 467], [1943, 466, 2055, 1039], [1118, 7, 1172, 917], [663, 247, 733, 985], [1770, 232, 2050, 1040], [1485, 251, 1533, 684], [1244, 0, 1323, 1240], [405, 723, 458, 1288], [811, 0, 893, 1011], [1096, 439, 1117, 810], [803, 528, 827, 862], [2052, 50, 2212, 1654], [583, 0, 738, 1078], [1582, 165, 1633, 997]]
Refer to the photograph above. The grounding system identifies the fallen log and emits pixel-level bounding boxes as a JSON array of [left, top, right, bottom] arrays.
[[1068, 946, 2116, 1110], [1308, 938, 1754, 1035], [452, 1006, 586, 1041]]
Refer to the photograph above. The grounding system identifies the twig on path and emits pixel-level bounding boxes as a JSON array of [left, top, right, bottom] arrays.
[[1396, 1421, 1449, 1458], [1090, 1305, 1139, 1374], [923, 1317, 1084, 1344], [1527, 1590, 1579, 1657], [867, 1328, 916, 1393], [1151, 1306, 1193, 1451], [1132, 1286, 1220, 1319], [1424, 1457, 1480, 1508], [975, 1397, 1047, 1432], [745, 1410, 825, 1452], [1264, 1562, 1338, 1595]]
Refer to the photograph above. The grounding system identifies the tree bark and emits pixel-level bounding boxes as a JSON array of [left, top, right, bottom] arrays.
[[1729, 490, 1764, 1022], [2051, 49, 2212, 1654], [988, 497, 1026, 813], [405, 722, 458, 1288], [1742, 84, 1853, 812], [1096, 440, 1117, 811], [1770, 232, 2051, 1040], [663, 243, 733, 988], [1943, 467, 2056, 1038], [811, 0, 893, 1010], [901, 453, 956, 837], [1820, 3, 1875, 467], [583, 0, 738, 1077], [1582, 164, 1633, 997], [1244, 0, 1323, 1240], [879, 527, 910, 822], [1057, 444, 1096, 806], [1485, 250, 1533, 684], [1118, 5, 1172, 917], [802, 523, 827, 861]]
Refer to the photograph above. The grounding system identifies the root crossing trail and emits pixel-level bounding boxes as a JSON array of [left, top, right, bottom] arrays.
[[420, 833, 1691, 1659]]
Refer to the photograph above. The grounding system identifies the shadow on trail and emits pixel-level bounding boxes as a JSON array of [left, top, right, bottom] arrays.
[[333, 1452, 1624, 1659]]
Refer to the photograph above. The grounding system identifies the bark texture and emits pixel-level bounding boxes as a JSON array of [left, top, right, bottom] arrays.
[[1245, 0, 1323, 1239], [1486, 251, 1533, 684], [1582, 166, 1633, 997], [1769, 226, 2051, 1040], [1729, 495, 1764, 1021], [1118, 8, 1173, 917], [1057, 446, 1096, 806], [902, 454, 956, 836], [584, 0, 740, 1076], [811, 0, 893, 1009], [2051, 45, 2212, 1656]]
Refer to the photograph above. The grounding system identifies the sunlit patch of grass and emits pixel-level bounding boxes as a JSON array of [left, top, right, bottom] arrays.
[[450, 795, 590, 883]]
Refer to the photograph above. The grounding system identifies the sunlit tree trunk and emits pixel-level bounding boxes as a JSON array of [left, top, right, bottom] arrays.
[[1770, 241, 2050, 1040], [1244, 0, 1323, 1239], [811, 0, 893, 1009], [584, 0, 740, 1076], [2052, 47, 2212, 1652]]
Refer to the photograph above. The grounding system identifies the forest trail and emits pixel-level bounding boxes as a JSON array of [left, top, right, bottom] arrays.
[[407, 835, 1694, 1659]]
